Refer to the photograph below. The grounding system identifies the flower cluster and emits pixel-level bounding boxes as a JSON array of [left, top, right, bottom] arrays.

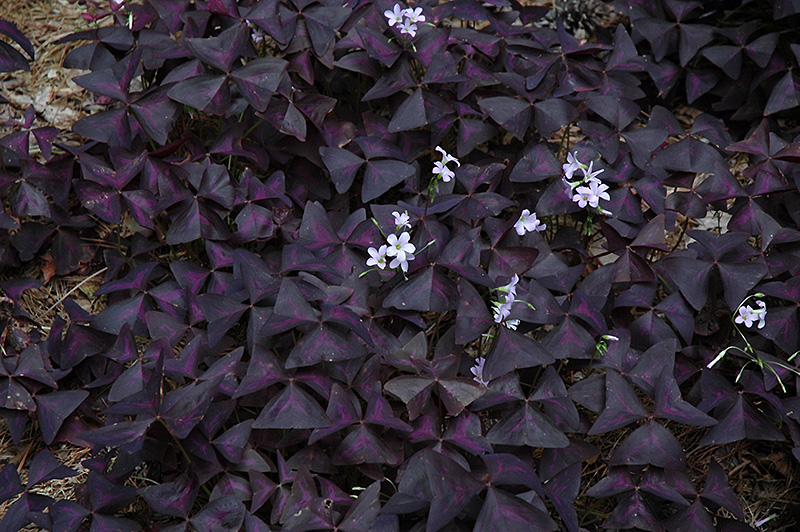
[[432, 145, 459, 184], [384, 3, 425, 38], [562, 152, 611, 214], [366, 211, 417, 273], [735, 299, 767, 329], [514, 209, 546, 236], [492, 274, 520, 329]]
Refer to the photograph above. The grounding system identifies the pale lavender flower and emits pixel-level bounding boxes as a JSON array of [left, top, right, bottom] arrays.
[[735, 300, 767, 329], [573, 178, 608, 209], [403, 6, 426, 23], [393, 211, 411, 229], [514, 209, 546, 236], [498, 274, 519, 296], [246, 20, 267, 43], [435, 146, 460, 167], [471, 357, 487, 385], [572, 186, 593, 209], [493, 299, 513, 323], [493, 274, 519, 324], [581, 160, 604, 184], [562, 151, 583, 181], [386, 231, 416, 261], [366, 245, 388, 269], [384, 3, 405, 26], [433, 161, 455, 182], [390, 252, 414, 272], [581, 179, 609, 207], [398, 19, 417, 37]]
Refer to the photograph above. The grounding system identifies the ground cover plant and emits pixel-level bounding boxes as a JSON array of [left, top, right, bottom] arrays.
[[1, 0, 800, 530]]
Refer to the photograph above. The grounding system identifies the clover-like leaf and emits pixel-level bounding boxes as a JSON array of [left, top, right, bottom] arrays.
[[609, 420, 687, 470], [474, 487, 558, 532], [34, 390, 88, 445], [252, 382, 331, 430], [701, 459, 745, 520]]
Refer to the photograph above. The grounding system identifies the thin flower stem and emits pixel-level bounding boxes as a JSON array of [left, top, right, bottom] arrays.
[[416, 238, 437, 254], [359, 267, 378, 278], [371, 218, 388, 239]]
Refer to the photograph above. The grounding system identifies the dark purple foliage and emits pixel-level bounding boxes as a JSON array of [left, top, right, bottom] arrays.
[[2, 0, 800, 530]]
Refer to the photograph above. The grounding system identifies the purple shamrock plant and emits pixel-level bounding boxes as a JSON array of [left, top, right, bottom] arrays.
[[2, 0, 800, 530]]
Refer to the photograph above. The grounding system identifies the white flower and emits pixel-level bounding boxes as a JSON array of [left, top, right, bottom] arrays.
[[581, 160, 604, 184], [497, 274, 519, 298], [514, 209, 546, 236], [390, 252, 414, 272], [392, 211, 411, 229], [403, 6, 426, 23], [572, 187, 592, 209], [246, 20, 267, 43], [735, 300, 767, 329], [493, 299, 513, 323], [471, 357, 487, 385], [432, 161, 455, 182], [398, 19, 417, 37], [505, 319, 520, 330], [492, 274, 519, 324], [589, 179, 610, 202], [562, 151, 584, 181], [435, 146, 460, 167], [366, 245, 388, 269], [572, 179, 610, 209], [384, 4, 406, 26], [386, 231, 416, 261]]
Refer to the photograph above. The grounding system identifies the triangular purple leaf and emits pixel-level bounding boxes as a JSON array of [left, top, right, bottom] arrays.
[[609, 420, 687, 470], [252, 382, 331, 429], [588, 369, 648, 435]]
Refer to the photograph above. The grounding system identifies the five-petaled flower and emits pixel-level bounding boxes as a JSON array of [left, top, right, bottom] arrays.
[[386, 231, 416, 262], [573, 179, 610, 209], [431, 146, 459, 187], [246, 20, 267, 43], [493, 274, 519, 325], [398, 19, 417, 37], [514, 209, 546, 236], [493, 301, 513, 323], [435, 146, 460, 167], [366, 245, 388, 270], [386, 231, 415, 258], [735, 300, 767, 329], [433, 161, 455, 182], [471, 357, 487, 385], [384, 4, 405, 26], [581, 160, 604, 184], [404, 6, 425, 23], [562, 151, 583, 181], [393, 211, 411, 229], [390, 253, 414, 272]]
